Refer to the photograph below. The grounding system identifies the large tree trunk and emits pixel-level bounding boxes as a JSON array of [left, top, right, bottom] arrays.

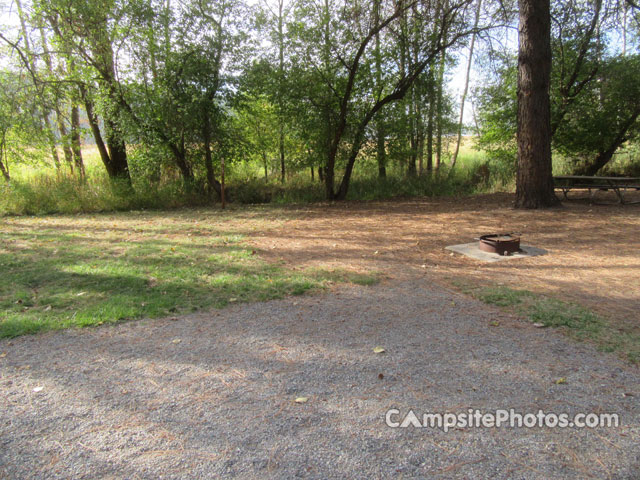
[[105, 126, 130, 181], [169, 132, 193, 187], [515, 0, 559, 208]]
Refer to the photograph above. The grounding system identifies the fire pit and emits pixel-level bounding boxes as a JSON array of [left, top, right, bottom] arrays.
[[478, 234, 521, 256]]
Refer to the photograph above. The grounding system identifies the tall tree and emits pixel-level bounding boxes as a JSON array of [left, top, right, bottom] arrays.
[[515, 0, 559, 208], [43, 0, 131, 181], [451, 0, 482, 169]]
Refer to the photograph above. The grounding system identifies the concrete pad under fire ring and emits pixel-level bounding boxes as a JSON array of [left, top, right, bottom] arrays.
[[445, 242, 548, 263]]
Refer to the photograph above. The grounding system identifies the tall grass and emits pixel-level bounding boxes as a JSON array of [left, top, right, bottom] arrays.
[[0, 173, 214, 216], [0, 145, 510, 216]]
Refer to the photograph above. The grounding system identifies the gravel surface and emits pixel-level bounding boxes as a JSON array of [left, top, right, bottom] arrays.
[[1, 277, 638, 479]]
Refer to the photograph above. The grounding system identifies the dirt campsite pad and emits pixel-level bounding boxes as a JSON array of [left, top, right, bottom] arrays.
[[250, 193, 640, 335], [1, 193, 640, 478]]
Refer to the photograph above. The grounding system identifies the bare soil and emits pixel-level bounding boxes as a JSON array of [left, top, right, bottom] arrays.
[[251, 193, 640, 331]]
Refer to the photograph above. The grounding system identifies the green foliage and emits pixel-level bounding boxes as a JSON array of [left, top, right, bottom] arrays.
[[475, 55, 518, 174], [0, 71, 51, 175], [476, 0, 640, 177], [553, 55, 640, 171]]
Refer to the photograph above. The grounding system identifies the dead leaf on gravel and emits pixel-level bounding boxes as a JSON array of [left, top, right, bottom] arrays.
[[533, 323, 546, 328], [295, 397, 308, 404], [171, 339, 181, 344], [0, 352, 6, 358], [489, 321, 500, 327], [33, 386, 43, 393], [373, 346, 386, 354], [555, 378, 567, 385]]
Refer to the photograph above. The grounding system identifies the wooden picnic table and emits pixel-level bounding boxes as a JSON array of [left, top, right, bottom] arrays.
[[554, 175, 640, 204]]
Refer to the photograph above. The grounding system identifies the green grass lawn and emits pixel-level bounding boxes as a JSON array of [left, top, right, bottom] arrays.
[[0, 208, 377, 337]]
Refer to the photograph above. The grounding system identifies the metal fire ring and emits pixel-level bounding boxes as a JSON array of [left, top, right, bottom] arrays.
[[478, 233, 522, 256]]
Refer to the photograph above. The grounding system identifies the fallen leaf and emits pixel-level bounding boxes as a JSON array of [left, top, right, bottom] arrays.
[[489, 321, 500, 327], [0, 352, 6, 358], [532, 322, 545, 328], [295, 396, 308, 404], [373, 346, 386, 354], [33, 386, 43, 393], [76, 292, 87, 297], [44, 305, 52, 311], [555, 378, 567, 385], [378, 373, 384, 380], [229, 298, 237, 302], [171, 339, 181, 344]]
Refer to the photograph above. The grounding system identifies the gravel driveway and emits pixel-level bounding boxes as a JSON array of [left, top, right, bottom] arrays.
[[1, 277, 638, 479]]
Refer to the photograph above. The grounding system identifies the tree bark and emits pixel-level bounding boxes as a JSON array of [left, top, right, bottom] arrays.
[[71, 101, 85, 178], [0, 136, 9, 181], [80, 85, 111, 174], [515, 0, 559, 208]]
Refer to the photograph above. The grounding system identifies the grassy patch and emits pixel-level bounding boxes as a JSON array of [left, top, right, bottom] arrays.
[[1, 142, 508, 216], [462, 284, 639, 364], [0, 209, 378, 338]]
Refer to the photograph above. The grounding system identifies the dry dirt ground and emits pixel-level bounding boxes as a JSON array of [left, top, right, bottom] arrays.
[[251, 192, 640, 332], [1, 192, 640, 479]]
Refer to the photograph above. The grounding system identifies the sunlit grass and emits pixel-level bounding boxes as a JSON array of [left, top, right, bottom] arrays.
[[0, 209, 378, 337]]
